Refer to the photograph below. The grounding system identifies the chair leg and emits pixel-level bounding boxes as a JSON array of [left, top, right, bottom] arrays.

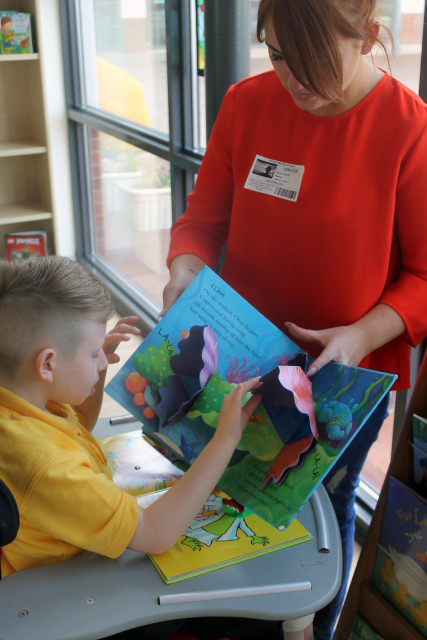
[[282, 613, 314, 640]]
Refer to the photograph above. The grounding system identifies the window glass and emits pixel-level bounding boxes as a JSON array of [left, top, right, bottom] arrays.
[[249, 0, 423, 95], [193, 0, 206, 149], [88, 128, 171, 309], [77, 0, 169, 134]]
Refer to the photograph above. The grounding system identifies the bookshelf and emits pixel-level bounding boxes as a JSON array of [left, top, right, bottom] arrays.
[[335, 351, 427, 639], [0, 0, 74, 258]]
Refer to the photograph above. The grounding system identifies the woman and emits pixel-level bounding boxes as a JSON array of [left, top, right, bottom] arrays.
[[163, 1, 427, 637]]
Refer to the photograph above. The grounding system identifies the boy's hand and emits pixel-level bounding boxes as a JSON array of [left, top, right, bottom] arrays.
[[215, 378, 262, 448], [103, 316, 141, 364]]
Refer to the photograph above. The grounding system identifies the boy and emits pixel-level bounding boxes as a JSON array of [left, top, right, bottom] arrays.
[[0, 256, 283, 640]]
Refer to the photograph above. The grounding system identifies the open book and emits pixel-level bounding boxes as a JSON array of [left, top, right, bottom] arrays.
[[106, 267, 396, 528]]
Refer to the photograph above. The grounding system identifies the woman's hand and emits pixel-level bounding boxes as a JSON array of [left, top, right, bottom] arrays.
[[285, 303, 405, 376], [215, 378, 262, 447], [285, 322, 368, 375], [103, 316, 141, 364], [161, 254, 205, 316]]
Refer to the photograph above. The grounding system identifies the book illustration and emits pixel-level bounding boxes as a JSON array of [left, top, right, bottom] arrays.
[[412, 414, 427, 497], [372, 476, 427, 635], [148, 489, 312, 584], [181, 493, 268, 551], [98, 430, 184, 497], [5, 231, 48, 261], [0, 12, 33, 54], [349, 613, 384, 639], [106, 267, 396, 528]]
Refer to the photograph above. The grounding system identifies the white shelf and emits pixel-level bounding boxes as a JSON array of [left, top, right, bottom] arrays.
[[0, 141, 47, 157], [0, 202, 52, 225], [0, 53, 39, 61]]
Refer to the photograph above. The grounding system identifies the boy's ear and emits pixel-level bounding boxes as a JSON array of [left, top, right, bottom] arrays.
[[362, 20, 380, 55], [34, 348, 57, 384]]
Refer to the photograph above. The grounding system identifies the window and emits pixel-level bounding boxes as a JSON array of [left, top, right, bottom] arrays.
[[61, 0, 202, 325]]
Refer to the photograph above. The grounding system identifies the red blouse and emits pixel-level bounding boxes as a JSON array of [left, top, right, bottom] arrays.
[[168, 71, 427, 390]]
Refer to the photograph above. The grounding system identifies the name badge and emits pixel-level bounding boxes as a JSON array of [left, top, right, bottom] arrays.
[[244, 154, 305, 202]]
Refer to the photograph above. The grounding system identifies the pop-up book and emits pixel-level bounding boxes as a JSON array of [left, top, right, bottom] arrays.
[[106, 267, 396, 528]]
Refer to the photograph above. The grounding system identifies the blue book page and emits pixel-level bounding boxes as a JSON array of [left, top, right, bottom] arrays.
[[106, 267, 396, 528]]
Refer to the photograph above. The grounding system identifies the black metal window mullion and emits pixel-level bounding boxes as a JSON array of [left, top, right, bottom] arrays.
[[165, 0, 199, 222], [204, 0, 250, 137], [419, 0, 427, 101]]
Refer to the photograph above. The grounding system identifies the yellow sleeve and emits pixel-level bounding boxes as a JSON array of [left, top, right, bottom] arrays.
[[22, 453, 139, 559]]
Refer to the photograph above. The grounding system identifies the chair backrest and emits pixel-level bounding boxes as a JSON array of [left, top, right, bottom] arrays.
[[0, 479, 19, 579]]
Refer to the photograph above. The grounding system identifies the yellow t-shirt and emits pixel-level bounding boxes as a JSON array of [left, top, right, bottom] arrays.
[[0, 386, 139, 578]]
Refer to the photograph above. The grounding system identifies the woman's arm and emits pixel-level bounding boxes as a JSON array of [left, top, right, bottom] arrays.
[[286, 303, 405, 375], [161, 254, 205, 315]]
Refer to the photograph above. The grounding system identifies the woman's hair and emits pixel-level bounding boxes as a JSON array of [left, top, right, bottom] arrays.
[[257, 0, 389, 102], [0, 256, 114, 376]]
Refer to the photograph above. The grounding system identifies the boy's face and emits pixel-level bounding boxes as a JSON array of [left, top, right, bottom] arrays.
[[51, 320, 108, 406]]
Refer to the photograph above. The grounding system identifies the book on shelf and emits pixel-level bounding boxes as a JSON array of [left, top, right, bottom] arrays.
[[106, 266, 396, 529], [349, 613, 384, 640], [412, 414, 427, 498], [5, 231, 47, 261], [145, 488, 312, 584], [97, 429, 185, 498], [372, 476, 427, 636], [0, 12, 33, 54]]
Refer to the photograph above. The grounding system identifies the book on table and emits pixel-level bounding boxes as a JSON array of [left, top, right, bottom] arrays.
[[98, 431, 312, 583], [98, 429, 185, 497], [143, 488, 312, 584], [106, 266, 396, 529]]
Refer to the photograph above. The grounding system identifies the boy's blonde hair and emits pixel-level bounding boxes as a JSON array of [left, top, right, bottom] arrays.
[[0, 256, 114, 377]]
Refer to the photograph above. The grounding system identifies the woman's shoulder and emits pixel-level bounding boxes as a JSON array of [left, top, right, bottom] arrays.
[[384, 74, 427, 126], [229, 69, 283, 98]]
